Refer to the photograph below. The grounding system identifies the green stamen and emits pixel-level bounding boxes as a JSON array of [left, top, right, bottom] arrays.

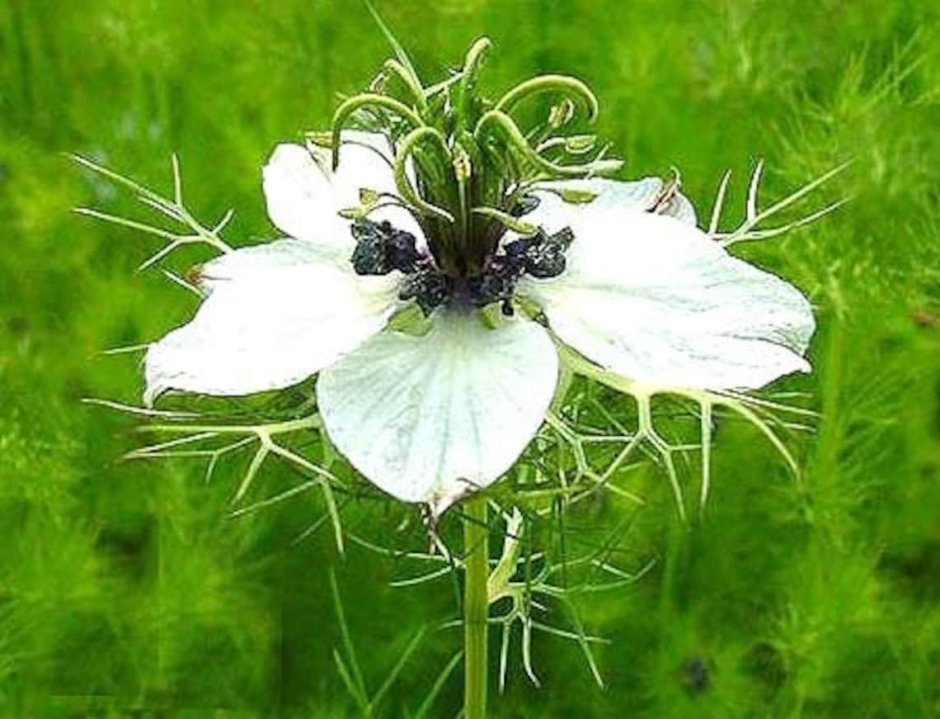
[[330, 37, 621, 307]]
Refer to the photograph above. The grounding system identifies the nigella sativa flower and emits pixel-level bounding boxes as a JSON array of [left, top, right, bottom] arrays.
[[82, 39, 840, 519]]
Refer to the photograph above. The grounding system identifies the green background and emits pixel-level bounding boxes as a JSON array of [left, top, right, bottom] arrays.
[[2, 0, 940, 716]]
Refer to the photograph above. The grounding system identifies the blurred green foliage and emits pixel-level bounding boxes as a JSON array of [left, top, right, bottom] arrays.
[[2, 0, 940, 716]]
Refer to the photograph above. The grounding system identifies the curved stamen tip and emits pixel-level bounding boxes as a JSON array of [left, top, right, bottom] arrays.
[[495, 74, 600, 124]]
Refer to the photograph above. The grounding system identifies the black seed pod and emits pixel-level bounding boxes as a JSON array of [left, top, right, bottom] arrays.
[[351, 221, 391, 275], [385, 229, 422, 273], [524, 228, 573, 279], [468, 254, 523, 308], [399, 266, 452, 316], [502, 227, 573, 279], [351, 219, 421, 276]]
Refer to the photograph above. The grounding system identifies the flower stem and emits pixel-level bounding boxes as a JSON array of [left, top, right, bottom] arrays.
[[464, 497, 489, 719]]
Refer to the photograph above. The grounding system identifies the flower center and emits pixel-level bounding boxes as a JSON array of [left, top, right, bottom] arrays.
[[328, 36, 621, 316], [350, 196, 574, 316]]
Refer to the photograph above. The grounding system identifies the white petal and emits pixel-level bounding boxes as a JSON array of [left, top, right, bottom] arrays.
[[530, 177, 697, 229], [262, 131, 420, 248], [520, 211, 814, 391], [317, 312, 559, 509], [145, 240, 400, 404]]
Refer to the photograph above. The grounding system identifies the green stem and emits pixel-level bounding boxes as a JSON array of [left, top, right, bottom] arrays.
[[464, 498, 489, 719]]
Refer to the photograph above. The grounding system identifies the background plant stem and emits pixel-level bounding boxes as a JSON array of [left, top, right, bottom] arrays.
[[464, 497, 489, 719]]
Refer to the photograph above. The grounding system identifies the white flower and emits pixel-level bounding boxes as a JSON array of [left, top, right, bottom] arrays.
[[143, 132, 815, 514]]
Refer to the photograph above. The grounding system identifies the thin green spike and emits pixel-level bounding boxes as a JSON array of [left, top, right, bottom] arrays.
[[329, 571, 370, 705], [363, 0, 422, 86], [413, 650, 462, 719], [369, 626, 427, 711]]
